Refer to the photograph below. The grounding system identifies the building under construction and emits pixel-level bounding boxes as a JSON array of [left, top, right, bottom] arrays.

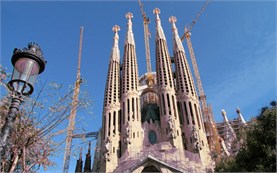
[[73, 4, 224, 172]]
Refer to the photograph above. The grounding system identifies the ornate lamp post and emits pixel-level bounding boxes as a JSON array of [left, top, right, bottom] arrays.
[[0, 42, 46, 166]]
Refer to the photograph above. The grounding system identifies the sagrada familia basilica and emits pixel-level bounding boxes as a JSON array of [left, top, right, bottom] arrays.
[[74, 7, 247, 173]]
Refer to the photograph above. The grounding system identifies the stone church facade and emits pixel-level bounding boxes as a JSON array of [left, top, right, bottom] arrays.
[[79, 8, 215, 173]]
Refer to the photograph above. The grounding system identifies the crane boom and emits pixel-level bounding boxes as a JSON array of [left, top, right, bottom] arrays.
[[185, 28, 222, 156], [180, 0, 222, 156], [62, 27, 84, 173], [138, 0, 154, 87], [181, 0, 209, 41], [72, 131, 99, 139], [138, 0, 153, 86], [185, 29, 206, 108]]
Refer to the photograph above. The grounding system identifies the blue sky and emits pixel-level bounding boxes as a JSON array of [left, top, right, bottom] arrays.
[[1, 0, 276, 172]]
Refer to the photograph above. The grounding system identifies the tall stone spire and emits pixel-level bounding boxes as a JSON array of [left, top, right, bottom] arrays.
[[153, 8, 183, 148], [169, 16, 185, 53], [84, 141, 92, 172], [169, 16, 211, 166], [153, 8, 166, 41], [75, 148, 83, 173], [121, 12, 143, 157], [221, 109, 237, 154], [125, 12, 135, 45], [99, 25, 121, 173], [236, 107, 246, 124], [111, 25, 120, 62]]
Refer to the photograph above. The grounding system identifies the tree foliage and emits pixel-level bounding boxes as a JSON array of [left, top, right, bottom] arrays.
[[215, 101, 276, 172], [0, 65, 92, 172]]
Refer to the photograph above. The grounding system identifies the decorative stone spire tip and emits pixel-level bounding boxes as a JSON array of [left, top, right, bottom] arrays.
[[112, 25, 120, 33], [221, 109, 226, 116], [169, 16, 177, 23], [236, 107, 241, 114], [153, 8, 160, 15], [126, 12, 133, 19]]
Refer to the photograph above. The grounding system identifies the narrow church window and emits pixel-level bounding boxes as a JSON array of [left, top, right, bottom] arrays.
[[183, 102, 189, 125], [162, 94, 166, 115], [108, 112, 111, 136], [103, 116, 106, 138], [127, 99, 130, 121], [132, 97, 135, 120], [189, 102, 195, 125], [123, 102, 125, 124], [118, 110, 121, 132], [172, 95, 177, 118], [194, 104, 201, 129], [167, 94, 171, 115], [136, 98, 139, 120], [177, 102, 184, 125], [113, 111, 116, 127]]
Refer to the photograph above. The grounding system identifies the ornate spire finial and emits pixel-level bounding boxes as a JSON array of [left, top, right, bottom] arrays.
[[169, 16, 185, 53], [153, 8, 160, 15], [236, 107, 241, 114], [112, 25, 120, 33], [126, 12, 133, 19], [125, 12, 135, 45], [169, 16, 178, 33], [153, 8, 166, 41], [112, 25, 120, 42], [126, 12, 133, 31], [221, 109, 226, 116], [221, 109, 229, 122], [169, 16, 177, 24], [236, 107, 246, 124]]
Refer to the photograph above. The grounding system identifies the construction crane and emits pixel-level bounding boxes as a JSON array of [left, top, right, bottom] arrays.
[[62, 27, 84, 173], [180, 0, 222, 157], [180, 0, 209, 41], [138, 0, 154, 86], [72, 131, 99, 139]]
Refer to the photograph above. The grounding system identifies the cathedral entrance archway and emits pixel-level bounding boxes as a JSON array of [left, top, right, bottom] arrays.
[[141, 165, 161, 172]]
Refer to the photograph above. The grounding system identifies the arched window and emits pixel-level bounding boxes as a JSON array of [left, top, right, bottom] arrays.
[[148, 130, 157, 145]]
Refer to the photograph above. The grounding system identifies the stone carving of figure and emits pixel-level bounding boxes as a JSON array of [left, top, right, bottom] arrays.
[[191, 125, 202, 150], [192, 125, 199, 140], [124, 122, 131, 144], [167, 116, 176, 139], [103, 137, 111, 162]]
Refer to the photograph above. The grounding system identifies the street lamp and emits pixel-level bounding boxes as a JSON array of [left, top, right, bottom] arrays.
[[0, 42, 46, 162]]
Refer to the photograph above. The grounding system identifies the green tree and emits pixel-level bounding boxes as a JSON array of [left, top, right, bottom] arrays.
[[215, 101, 276, 172]]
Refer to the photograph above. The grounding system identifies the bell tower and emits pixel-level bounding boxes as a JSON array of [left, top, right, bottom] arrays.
[[120, 12, 143, 157], [169, 15, 212, 166], [99, 25, 121, 173], [153, 8, 183, 149]]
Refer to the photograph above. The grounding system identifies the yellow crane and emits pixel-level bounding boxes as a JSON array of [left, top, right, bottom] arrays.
[[180, 0, 222, 157], [138, 0, 154, 86], [62, 27, 84, 173]]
